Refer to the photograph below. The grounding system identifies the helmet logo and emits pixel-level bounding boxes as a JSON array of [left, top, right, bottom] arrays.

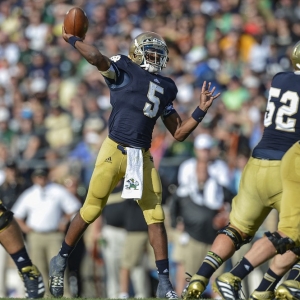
[[152, 38, 166, 46]]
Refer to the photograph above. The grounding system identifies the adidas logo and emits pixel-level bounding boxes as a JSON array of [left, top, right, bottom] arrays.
[[244, 264, 250, 271], [154, 78, 160, 84], [163, 268, 169, 273], [17, 256, 25, 262], [217, 282, 236, 299], [105, 157, 112, 163]]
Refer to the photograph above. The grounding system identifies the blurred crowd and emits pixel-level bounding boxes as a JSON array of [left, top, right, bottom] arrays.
[[0, 0, 297, 298]]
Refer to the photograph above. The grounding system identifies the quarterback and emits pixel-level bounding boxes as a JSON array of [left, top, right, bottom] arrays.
[[183, 41, 300, 300], [48, 28, 220, 299]]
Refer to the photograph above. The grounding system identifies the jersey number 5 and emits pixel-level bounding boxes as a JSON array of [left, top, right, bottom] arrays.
[[264, 87, 299, 132], [143, 82, 164, 118]]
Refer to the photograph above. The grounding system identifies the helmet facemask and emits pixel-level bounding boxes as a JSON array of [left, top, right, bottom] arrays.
[[132, 37, 168, 73]]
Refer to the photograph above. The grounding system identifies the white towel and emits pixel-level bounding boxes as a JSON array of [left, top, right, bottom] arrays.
[[121, 148, 143, 200]]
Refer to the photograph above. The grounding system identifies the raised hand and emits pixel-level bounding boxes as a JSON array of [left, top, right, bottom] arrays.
[[199, 81, 221, 112]]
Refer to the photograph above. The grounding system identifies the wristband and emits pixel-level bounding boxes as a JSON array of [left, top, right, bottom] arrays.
[[68, 36, 83, 49], [191, 107, 206, 122]]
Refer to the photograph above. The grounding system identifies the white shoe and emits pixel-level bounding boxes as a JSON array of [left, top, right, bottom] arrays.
[[118, 292, 129, 299]]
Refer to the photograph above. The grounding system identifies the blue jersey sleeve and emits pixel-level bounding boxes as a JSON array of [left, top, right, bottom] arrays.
[[161, 103, 176, 120], [101, 56, 131, 89]]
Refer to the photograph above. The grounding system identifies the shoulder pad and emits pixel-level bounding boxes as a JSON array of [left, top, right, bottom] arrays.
[[272, 71, 289, 81]]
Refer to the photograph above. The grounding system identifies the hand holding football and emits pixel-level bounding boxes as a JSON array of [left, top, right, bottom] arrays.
[[63, 7, 89, 39]]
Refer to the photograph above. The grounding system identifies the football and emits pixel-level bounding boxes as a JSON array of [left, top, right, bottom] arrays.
[[63, 7, 89, 39]]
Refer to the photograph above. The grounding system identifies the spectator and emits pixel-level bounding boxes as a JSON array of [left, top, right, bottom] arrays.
[[28, 51, 51, 82], [0, 160, 29, 210], [221, 75, 250, 112], [119, 198, 152, 299], [45, 148, 70, 183], [68, 117, 107, 186], [170, 159, 226, 297], [0, 142, 9, 185], [44, 102, 73, 150], [12, 168, 81, 297], [94, 182, 127, 299], [177, 133, 231, 192], [11, 111, 41, 166], [229, 150, 250, 195], [0, 107, 14, 148], [24, 10, 50, 52], [94, 181, 152, 299]]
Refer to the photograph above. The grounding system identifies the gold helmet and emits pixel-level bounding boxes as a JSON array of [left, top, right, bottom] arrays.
[[291, 41, 300, 70], [129, 31, 169, 73]]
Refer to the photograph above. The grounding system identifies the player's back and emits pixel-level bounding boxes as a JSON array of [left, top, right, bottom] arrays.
[[253, 72, 300, 160]]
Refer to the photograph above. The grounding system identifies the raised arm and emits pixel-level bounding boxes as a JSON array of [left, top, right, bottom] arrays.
[[62, 26, 111, 72], [163, 81, 220, 141]]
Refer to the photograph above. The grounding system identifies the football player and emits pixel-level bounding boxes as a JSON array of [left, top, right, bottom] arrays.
[[48, 29, 220, 299], [260, 254, 300, 300], [0, 201, 45, 298], [182, 41, 300, 300]]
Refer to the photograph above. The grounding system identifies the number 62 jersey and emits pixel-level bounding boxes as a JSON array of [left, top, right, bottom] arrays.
[[100, 54, 177, 149], [253, 71, 300, 160]]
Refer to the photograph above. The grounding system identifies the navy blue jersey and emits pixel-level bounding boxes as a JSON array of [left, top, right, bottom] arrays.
[[101, 55, 177, 149], [253, 72, 300, 159]]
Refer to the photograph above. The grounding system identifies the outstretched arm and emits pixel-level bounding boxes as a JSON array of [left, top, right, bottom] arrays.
[[62, 26, 111, 72], [163, 81, 220, 141]]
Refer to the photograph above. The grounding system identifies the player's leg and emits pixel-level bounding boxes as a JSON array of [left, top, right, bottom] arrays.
[[137, 150, 177, 299], [273, 142, 300, 300], [213, 159, 283, 299], [250, 252, 298, 299], [49, 137, 126, 298], [275, 260, 300, 300], [181, 238, 226, 298], [183, 158, 277, 299], [0, 204, 45, 298], [232, 229, 295, 299], [278, 141, 300, 249], [68, 137, 127, 247], [215, 155, 298, 300], [245, 143, 300, 266]]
